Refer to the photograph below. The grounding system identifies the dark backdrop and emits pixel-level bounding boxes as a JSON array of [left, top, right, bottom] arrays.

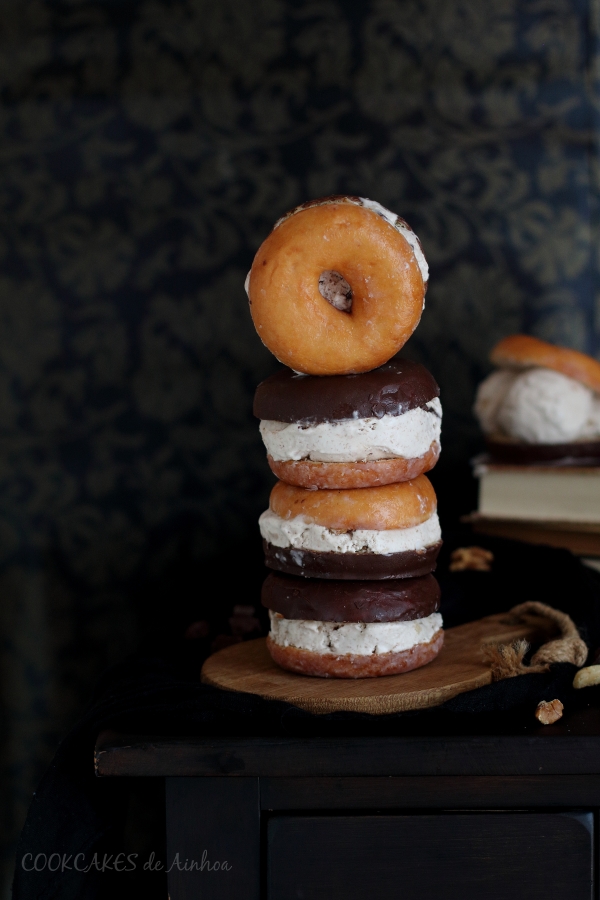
[[1, 0, 599, 889]]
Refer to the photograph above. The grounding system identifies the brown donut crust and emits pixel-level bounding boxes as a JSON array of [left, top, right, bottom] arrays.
[[253, 357, 439, 424], [267, 442, 440, 489], [486, 436, 600, 466], [262, 571, 441, 622], [269, 475, 437, 531], [491, 334, 600, 394], [248, 201, 426, 376], [266, 629, 444, 678], [263, 540, 442, 580]]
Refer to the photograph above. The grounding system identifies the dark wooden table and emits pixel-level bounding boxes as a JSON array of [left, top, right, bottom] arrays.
[[95, 705, 600, 900]]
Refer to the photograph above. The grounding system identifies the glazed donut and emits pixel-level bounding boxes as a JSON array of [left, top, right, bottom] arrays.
[[269, 476, 436, 531], [267, 621, 444, 678], [267, 447, 440, 490], [490, 334, 600, 394], [259, 476, 441, 580], [246, 196, 428, 375], [254, 356, 442, 489]]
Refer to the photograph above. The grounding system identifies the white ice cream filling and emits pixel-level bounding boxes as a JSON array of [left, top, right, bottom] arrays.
[[259, 509, 441, 554], [473, 369, 519, 435], [474, 366, 600, 444], [269, 610, 443, 656], [359, 197, 429, 284], [260, 397, 441, 463]]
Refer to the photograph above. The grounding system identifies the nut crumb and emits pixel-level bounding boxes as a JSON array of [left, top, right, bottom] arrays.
[[535, 699, 564, 725], [450, 546, 494, 572]]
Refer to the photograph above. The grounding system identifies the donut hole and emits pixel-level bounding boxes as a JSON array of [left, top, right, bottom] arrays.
[[318, 270, 353, 312]]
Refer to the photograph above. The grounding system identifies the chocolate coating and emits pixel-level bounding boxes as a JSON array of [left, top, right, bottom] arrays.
[[263, 540, 442, 580], [253, 356, 439, 424], [262, 572, 440, 622], [486, 438, 600, 466]]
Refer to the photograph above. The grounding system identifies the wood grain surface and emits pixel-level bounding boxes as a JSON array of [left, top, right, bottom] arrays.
[[200, 612, 557, 715], [268, 813, 593, 900]]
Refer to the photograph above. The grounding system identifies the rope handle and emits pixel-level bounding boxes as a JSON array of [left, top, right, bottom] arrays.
[[485, 600, 588, 681]]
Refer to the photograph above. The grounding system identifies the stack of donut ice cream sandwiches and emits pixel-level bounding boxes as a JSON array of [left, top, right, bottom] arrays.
[[246, 195, 444, 678]]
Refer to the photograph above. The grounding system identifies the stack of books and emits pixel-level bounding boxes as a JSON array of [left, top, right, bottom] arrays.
[[468, 459, 600, 558]]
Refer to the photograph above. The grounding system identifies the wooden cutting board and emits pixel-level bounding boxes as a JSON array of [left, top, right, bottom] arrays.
[[201, 612, 557, 715]]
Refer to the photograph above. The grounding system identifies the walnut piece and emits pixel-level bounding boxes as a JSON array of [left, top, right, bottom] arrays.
[[535, 699, 564, 725], [449, 546, 494, 572]]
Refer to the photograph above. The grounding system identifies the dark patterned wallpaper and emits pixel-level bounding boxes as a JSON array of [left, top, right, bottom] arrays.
[[1, 0, 599, 886]]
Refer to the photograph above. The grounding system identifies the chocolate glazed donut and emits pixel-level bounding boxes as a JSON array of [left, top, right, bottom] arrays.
[[486, 437, 600, 466], [254, 356, 439, 424], [263, 540, 442, 580], [262, 572, 440, 622]]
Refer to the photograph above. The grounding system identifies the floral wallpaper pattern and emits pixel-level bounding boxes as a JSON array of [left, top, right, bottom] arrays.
[[1, 0, 599, 888]]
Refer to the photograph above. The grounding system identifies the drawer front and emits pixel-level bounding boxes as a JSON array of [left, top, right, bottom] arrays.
[[268, 812, 593, 900]]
